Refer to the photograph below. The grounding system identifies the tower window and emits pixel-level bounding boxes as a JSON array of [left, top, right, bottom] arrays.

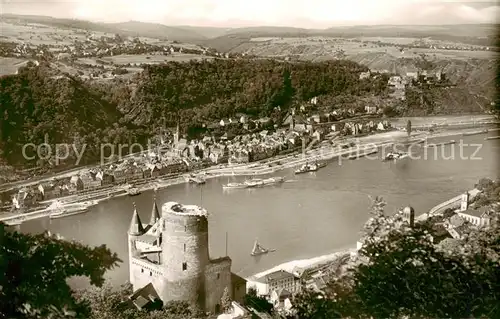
[[141, 268, 144, 273], [150, 271, 152, 276], [217, 273, 220, 279], [184, 243, 186, 252], [182, 262, 187, 271], [185, 225, 187, 232]]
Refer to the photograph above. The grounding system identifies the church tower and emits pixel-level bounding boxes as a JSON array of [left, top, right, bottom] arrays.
[[402, 206, 415, 228], [460, 192, 469, 211], [127, 203, 145, 285], [173, 122, 180, 146]]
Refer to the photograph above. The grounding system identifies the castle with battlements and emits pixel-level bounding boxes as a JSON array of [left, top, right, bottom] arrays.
[[127, 198, 247, 314]]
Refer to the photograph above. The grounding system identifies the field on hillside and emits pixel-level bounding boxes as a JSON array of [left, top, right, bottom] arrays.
[[0, 57, 29, 76], [0, 21, 106, 45], [0, 20, 203, 51], [234, 37, 497, 61], [99, 53, 213, 65]]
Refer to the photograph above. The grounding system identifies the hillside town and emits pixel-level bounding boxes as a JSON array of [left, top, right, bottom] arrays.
[[2, 99, 394, 212]]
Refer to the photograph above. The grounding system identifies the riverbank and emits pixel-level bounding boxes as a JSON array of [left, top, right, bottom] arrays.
[[1, 125, 497, 225], [246, 247, 356, 281], [246, 187, 483, 287]]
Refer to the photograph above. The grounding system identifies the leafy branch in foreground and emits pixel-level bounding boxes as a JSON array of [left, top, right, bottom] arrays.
[[0, 222, 121, 318], [293, 193, 500, 319]]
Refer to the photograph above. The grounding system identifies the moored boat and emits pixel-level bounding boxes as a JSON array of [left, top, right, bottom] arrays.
[[222, 182, 249, 189], [127, 187, 141, 196], [295, 162, 326, 174], [244, 179, 264, 188], [50, 207, 89, 219], [262, 176, 285, 186], [49, 203, 90, 219], [5, 218, 24, 226], [190, 176, 206, 184]]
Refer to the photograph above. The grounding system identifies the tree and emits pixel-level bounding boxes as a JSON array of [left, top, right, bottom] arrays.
[[406, 119, 412, 137], [243, 288, 273, 314], [221, 286, 232, 313], [292, 194, 500, 319], [76, 284, 205, 319], [0, 222, 121, 318]]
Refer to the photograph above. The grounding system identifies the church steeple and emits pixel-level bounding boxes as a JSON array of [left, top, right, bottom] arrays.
[[128, 203, 145, 236], [149, 195, 161, 225]]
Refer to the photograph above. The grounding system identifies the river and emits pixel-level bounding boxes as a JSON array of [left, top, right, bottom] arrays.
[[19, 133, 499, 288]]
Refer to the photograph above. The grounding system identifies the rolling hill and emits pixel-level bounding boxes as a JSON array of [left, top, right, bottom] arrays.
[[3, 14, 497, 51]]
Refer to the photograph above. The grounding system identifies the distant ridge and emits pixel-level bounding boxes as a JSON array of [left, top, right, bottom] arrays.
[[1, 13, 497, 50]]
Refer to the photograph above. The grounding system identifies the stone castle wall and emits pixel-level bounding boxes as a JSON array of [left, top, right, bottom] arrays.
[[130, 256, 164, 293], [204, 258, 232, 313]]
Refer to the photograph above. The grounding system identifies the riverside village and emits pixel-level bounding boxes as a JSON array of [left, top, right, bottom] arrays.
[[0, 4, 499, 319]]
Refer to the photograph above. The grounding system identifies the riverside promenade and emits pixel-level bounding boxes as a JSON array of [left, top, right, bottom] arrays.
[[0, 125, 495, 225]]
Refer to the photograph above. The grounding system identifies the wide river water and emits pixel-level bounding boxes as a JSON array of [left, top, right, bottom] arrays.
[[19, 133, 499, 287]]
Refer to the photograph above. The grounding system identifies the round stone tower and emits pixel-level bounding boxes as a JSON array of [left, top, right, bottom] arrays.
[[160, 201, 210, 309]]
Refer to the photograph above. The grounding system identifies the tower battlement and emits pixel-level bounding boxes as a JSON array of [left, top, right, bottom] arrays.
[[162, 201, 208, 217], [127, 199, 245, 314]]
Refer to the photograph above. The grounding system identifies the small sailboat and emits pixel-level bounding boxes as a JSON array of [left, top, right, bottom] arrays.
[[250, 239, 275, 256]]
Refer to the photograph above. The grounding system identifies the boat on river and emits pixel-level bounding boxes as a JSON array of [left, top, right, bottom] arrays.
[[5, 218, 24, 226], [223, 177, 285, 189], [250, 239, 275, 257], [186, 174, 206, 185], [294, 162, 327, 174], [49, 202, 92, 219], [127, 187, 141, 196], [223, 179, 263, 189], [383, 152, 409, 162], [262, 176, 285, 186]]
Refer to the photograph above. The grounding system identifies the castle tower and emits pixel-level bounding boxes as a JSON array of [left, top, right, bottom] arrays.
[[460, 192, 469, 211], [127, 203, 145, 284], [402, 206, 415, 228], [149, 197, 161, 225], [160, 202, 210, 309]]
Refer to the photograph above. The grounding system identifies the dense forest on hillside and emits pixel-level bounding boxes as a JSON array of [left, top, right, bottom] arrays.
[[0, 57, 492, 169], [0, 59, 386, 167]]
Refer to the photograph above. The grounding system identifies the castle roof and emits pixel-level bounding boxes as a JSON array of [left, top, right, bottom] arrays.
[[149, 198, 161, 225], [129, 283, 160, 310], [162, 201, 208, 217], [128, 204, 145, 236]]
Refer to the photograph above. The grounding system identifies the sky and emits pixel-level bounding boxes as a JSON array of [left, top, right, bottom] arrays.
[[0, 0, 499, 28]]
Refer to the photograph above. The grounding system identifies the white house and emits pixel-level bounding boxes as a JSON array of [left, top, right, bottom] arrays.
[[457, 207, 493, 227], [365, 106, 377, 114]]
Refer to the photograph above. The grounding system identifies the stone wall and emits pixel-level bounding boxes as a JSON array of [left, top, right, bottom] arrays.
[[130, 257, 163, 293], [204, 258, 232, 314]]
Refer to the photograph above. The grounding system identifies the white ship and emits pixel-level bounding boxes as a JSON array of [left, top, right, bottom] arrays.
[[49, 200, 94, 219], [222, 177, 284, 189]]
